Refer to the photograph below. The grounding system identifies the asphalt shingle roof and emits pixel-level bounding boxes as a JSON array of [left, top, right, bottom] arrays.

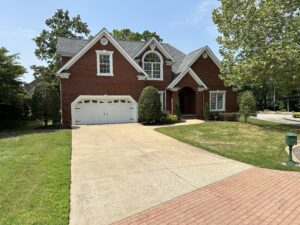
[[56, 36, 201, 75]]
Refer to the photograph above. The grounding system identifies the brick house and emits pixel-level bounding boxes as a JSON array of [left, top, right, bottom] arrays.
[[56, 28, 237, 125]]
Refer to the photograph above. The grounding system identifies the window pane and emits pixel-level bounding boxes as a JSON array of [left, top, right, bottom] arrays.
[[153, 63, 160, 70], [99, 54, 111, 74], [144, 53, 160, 62], [210, 93, 216, 110], [217, 93, 224, 110], [153, 70, 160, 78]]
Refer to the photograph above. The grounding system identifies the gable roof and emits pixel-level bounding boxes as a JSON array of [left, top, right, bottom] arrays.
[[175, 46, 221, 74], [132, 37, 175, 61], [56, 35, 185, 74], [56, 28, 148, 77], [167, 68, 208, 89], [56, 29, 220, 81]]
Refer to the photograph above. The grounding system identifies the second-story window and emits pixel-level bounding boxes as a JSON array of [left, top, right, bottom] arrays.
[[96, 50, 114, 76], [143, 51, 163, 80]]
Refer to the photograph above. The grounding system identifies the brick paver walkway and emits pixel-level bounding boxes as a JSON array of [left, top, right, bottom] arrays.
[[113, 168, 300, 225]]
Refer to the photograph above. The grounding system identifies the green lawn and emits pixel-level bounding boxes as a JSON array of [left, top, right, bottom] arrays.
[[156, 118, 300, 171], [0, 122, 71, 225]]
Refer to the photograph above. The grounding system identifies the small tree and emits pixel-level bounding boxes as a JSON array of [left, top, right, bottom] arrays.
[[203, 102, 210, 121], [239, 91, 256, 122], [31, 82, 60, 126], [138, 86, 161, 124]]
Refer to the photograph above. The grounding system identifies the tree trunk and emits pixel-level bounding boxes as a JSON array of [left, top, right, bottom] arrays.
[[44, 118, 48, 127]]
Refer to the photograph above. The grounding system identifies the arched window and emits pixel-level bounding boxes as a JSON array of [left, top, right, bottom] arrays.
[[143, 51, 163, 80]]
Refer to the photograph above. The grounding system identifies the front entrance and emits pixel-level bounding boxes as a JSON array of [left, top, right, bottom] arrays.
[[178, 87, 196, 114]]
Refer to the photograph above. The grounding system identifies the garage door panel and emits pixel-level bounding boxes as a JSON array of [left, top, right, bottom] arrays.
[[73, 96, 136, 125]]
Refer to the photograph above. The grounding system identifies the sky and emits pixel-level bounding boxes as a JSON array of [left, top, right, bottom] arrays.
[[0, 0, 221, 83]]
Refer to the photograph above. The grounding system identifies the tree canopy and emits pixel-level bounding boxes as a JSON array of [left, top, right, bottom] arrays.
[[31, 82, 60, 126], [32, 9, 90, 82], [0, 47, 26, 105], [112, 28, 163, 42], [0, 47, 27, 128], [212, 0, 300, 91]]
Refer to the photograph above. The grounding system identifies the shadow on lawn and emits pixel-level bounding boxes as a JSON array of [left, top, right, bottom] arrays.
[[247, 118, 300, 134], [0, 121, 70, 139]]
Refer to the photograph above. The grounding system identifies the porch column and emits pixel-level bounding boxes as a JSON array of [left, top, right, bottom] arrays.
[[197, 87, 208, 119], [169, 87, 180, 114]]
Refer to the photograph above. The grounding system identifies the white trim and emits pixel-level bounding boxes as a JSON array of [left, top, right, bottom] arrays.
[[56, 28, 148, 78], [71, 95, 138, 125], [96, 50, 114, 76], [142, 50, 163, 81], [169, 87, 180, 92], [133, 37, 175, 61], [197, 87, 208, 92], [167, 68, 207, 89], [59, 73, 71, 79], [209, 90, 226, 112], [167, 46, 221, 87], [189, 46, 221, 69], [158, 91, 164, 111]]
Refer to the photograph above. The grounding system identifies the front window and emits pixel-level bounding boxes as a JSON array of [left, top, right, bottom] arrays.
[[210, 91, 226, 111], [96, 50, 113, 76], [143, 51, 162, 80], [158, 91, 164, 111]]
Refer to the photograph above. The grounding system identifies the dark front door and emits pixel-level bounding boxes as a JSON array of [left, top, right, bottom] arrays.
[[178, 87, 196, 114]]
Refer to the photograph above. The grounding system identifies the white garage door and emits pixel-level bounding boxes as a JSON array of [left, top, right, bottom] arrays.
[[72, 96, 137, 125]]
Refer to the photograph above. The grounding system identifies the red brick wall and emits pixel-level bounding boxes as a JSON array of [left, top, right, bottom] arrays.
[[59, 40, 236, 124], [191, 55, 237, 113], [60, 40, 147, 124], [135, 46, 173, 91]]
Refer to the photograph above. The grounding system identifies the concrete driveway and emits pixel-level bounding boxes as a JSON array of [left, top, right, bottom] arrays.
[[256, 113, 300, 126], [70, 122, 251, 225]]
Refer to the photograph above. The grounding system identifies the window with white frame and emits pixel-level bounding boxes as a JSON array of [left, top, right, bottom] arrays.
[[158, 91, 164, 111], [143, 51, 163, 80], [96, 50, 113, 76], [210, 91, 226, 111]]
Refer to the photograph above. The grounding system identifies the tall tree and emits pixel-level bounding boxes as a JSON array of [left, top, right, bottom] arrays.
[[32, 9, 90, 82], [31, 82, 60, 126], [212, 0, 300, 91], [0, 47, 26, 128], [112, 28, 163, 42]]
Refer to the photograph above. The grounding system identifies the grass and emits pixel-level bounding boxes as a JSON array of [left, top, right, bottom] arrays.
[[156, 117, 300, 171], [0, 121, 72, 225]]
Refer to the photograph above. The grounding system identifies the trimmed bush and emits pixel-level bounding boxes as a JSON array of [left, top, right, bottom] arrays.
[[159, 113, 178, 124], [239, 91, 256, 122], [138, 86, 161, 124], [219, 112, 240, 121], [203, 102, 209, 121], [292, 112, 300, 118]]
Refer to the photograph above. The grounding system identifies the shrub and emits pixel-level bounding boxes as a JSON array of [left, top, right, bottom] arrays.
[[31, 82, 60, 126], [292, 112, 300, 118], [239, 91, 256, 122], [203, 102, 209, 120], [175, 103, 181, 121], [159, 112, 178, 124], [219, 112, 240, 121], [138, 86, 161, 124]]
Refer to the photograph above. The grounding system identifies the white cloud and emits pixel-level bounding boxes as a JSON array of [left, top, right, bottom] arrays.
[[171, 0, 220, 27]]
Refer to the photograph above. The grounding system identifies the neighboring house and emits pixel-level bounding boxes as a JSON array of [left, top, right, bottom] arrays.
[[23, 79, 39, 95], [56, 28, 237, 125]]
